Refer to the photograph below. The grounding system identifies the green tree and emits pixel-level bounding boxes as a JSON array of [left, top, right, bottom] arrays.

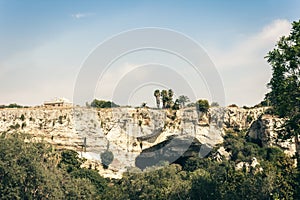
[[265, 20, 300, 161], [20, 114, 25, 121], [90, 99, 119, 108], [71, 168, 108, 196], [190, 169, 221, 199], [100, 150, 114, 169], [166, 89, 174, 108], [59, 149, 85, 173], [168, 89, 174, 97], [0, 133, 99, 199], [160, 89, 175, 109], [7, 103, 23, 108], [58, 149, 108, 197], [168, 89, 174, 101], [154, 90, 161, 108], [178, 95, 190, 107], [161, 90, 168, 108], [196, 99, 210, 113], [117, 164, 191, 200]]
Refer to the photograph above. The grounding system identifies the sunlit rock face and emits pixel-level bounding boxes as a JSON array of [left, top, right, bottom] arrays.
[[0, 106, 292, 178], [248, 114, 296, 156]]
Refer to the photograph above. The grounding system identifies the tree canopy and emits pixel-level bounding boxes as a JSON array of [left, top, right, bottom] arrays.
[[1, 128, 299, 199], [196, 99, 210, 113], [90, 99, 119, 108], [265, 20, 300, 159], [178, 95, 190, 107], [0, 133, 100, 199]]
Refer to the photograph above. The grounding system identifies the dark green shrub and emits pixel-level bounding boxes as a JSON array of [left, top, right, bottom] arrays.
[[58, 116, 63, 124], [59, 149, 85, 172], [7, 103, 23, 108], [100, 150, 114, 169], [187, 102, 196, 107], [0, 134, 99, 200], [21, 122, 26, 129], [20, 114, 25, 121], [10, 123, 20, 129], [264, 107, 275, 115], [196, 99, 210, 113], [246, 115, 253, 123]]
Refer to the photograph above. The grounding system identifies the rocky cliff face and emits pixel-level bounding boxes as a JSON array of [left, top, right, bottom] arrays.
[[0, 106, 293, 178], [248, 114, 295, 156]]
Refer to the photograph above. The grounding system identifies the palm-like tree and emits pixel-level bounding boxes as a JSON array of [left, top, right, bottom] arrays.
[[168, 89, 174, 99], [167, 89, 174, 108], [154, 90, 161, 108], [161, 90, 168, 108]]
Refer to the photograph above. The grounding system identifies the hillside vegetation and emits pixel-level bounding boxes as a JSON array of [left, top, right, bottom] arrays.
[[0, 130, 299, 199]]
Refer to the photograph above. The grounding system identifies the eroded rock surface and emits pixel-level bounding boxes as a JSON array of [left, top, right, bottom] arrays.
[[248, 114, 295, 156], [0, 106, 291, 178]]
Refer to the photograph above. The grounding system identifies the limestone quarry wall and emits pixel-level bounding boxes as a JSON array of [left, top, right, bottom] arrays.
[[0, 106, 293, 178]]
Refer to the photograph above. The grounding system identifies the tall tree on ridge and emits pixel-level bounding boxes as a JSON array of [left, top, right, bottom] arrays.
[[161, 90, 168, 109], [167, 89, 174, 108], [154, 90, 161, 108], [178, 95, 190, 107], [265, 20, 300, 162]]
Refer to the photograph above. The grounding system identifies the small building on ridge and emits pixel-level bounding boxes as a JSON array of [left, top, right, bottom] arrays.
[[43, 98, 72, 108]]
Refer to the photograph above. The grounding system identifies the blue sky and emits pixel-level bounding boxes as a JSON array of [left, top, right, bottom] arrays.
[[0, 0, 299, 106]]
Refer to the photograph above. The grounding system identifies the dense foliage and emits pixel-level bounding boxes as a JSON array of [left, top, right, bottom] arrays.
[[265, 20, 300, 160], [1, 130, 299, 199], [196, 99, 210, 113], [178, 95, 190, 107], [153, 89, 181, 110], [100, 150, 114, 169], [0, 133, 100, 199], [90, 99, 119, 108], [0, 103, 27, 108], [101, 129, 298, 200]]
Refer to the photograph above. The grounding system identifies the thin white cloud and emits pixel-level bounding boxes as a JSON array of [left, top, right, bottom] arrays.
[[213, 19, 291, 70], [209, 19, 292, 106], [71, 12, 95, 19]]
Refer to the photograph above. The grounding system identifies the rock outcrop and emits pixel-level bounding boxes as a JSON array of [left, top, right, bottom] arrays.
[[0, 106, 291, 178], [247, 114, 295, 156]]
